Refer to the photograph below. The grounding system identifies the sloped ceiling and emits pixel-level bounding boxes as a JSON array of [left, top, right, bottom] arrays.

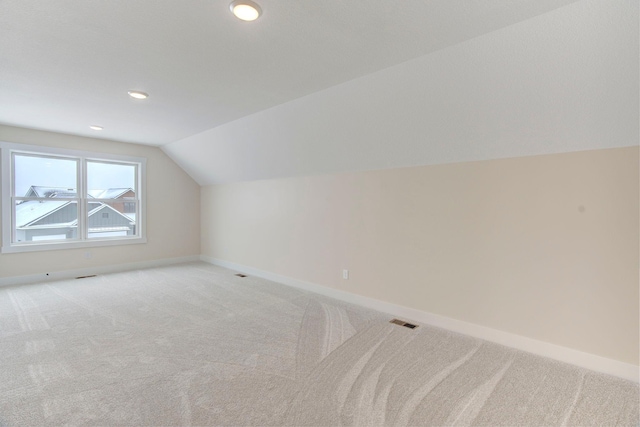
[[1, 0, 581, 146], [164, 0, 639, 184], [1, 0, 637, 184]]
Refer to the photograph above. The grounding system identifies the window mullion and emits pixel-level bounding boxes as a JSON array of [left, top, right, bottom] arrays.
[[79, 158, 86, 240], [10, 152, 16, 244], [10, 196, 16, 244]]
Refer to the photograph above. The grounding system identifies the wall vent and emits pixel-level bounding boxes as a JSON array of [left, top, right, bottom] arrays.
[[235, 273, 247, 278], [390, 319, 418, 329]]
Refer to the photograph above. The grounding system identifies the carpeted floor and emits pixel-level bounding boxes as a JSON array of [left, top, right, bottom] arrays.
[[0, 262, 637, 426]]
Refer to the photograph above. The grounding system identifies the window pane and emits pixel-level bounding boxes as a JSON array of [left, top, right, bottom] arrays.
[[2, 145, 144, 252], [14, 154, 78, 198], [87, 161, 136, 200], [87, 201, 136, 239], [14, 200, 78, 243]]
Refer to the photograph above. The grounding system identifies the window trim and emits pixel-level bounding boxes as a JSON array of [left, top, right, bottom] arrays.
[[1, 142, 147, 253]]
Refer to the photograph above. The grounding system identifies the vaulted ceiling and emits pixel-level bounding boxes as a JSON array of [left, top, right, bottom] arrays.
[[1, 0, 637, 183]]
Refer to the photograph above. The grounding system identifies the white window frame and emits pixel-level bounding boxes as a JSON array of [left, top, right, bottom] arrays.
[[1, 142, 146, 253]]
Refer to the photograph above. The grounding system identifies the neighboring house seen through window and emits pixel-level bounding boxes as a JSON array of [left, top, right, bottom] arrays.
[[1, 142, 146, 253]]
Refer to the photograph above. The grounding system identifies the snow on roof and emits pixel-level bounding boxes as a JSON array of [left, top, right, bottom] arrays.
[[15, 200, 70, 227], [16, 201, 135, 229], [87, 188, 134, 199], [88, 227, 131, 232], [16, 187, 136, 228], [87, 203, 135, 223], [27, 186, 133, 199], [26, 186, 78, 198]]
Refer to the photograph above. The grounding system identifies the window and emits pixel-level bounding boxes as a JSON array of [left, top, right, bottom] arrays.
[[123, 202, 136, 213], [1, 142, 146, 253]]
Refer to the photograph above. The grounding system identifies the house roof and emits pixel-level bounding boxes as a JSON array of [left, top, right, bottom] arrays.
[[25, 186, 134, 199], [87, 188, 133, 199], [87, 203, 128, 218], [80, 204, 135, 226], [26, 186, 78, 198], [16, 189, 136, 228], [63, 204, 134, 227], [15, 200, 70, 227]]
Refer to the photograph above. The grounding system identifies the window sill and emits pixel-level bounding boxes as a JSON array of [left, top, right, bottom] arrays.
[[1, 237, 147, 254]]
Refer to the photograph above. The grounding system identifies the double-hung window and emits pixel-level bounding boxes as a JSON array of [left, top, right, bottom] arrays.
[[1, 142, 146, 253]]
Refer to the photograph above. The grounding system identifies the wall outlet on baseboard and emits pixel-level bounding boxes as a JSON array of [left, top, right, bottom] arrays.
[[342, 269, 349, 280]]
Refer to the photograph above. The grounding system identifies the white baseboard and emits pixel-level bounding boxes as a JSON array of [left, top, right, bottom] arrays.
[[0, 255, 201, 288], [201, 255, 639, 383]]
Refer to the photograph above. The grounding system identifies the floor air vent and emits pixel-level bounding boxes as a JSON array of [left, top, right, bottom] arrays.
[[235, 273, 247, 278], [390, 319, 418, 329]]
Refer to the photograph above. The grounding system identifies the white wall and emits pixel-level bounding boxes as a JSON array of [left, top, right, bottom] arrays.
[[186, 0, 639, 369], [201, 147, 639, 366], [0, 124, 201, 279]]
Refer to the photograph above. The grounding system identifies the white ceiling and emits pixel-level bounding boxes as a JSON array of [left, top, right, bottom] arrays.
[[164, 0, 639, 184], [0, 0, 583, 146]]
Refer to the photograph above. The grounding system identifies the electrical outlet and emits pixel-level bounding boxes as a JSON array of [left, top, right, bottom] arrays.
[[342, 269, 349, 280], [84, 251, 92, 259]]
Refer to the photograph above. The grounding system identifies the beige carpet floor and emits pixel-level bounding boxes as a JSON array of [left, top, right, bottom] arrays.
[[0, 262, 637, 426]]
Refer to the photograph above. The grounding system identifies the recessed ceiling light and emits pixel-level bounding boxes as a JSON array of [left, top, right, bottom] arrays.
[[89, 125, 103, 131], [230, 0, 261, 21], [128, 90, 149, 100]]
